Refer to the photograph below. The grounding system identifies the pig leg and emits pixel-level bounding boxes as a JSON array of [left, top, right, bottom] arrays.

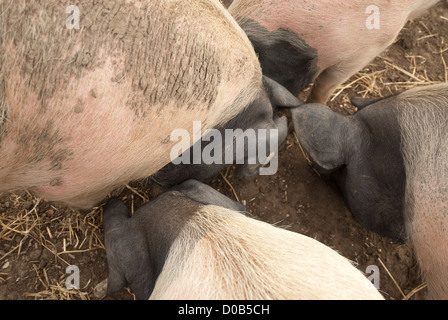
[[307, 46, 395, 104], [103, 200, 131, 296], [103, 199, 153, 299], [306, 66, 354, 104]]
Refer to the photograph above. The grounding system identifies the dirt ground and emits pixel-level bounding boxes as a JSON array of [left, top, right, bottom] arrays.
[[1, 1, 448, 300]]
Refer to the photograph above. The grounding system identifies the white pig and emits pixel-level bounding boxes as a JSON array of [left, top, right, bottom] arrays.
[[229, 0, 440, 103], [103, 179, 384, 300]]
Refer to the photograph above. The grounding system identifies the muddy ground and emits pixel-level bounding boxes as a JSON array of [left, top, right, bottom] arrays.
[[1, 1, 448, 300]]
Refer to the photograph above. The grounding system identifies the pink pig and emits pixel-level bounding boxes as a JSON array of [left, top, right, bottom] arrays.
[[229, 0, 440, 103]]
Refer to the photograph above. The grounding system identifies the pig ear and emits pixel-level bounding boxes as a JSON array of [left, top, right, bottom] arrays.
[[350, 96, 384, 110], [102, 199, 131, 230], [290, 104, 355, 172], [262, 76, 305, 108], [102, 199, 131, 296], [172, 179, 247, 212], [106, 265, 127, 297]]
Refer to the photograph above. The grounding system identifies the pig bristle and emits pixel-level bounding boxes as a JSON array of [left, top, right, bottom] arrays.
[[397, 84, 448, 299]]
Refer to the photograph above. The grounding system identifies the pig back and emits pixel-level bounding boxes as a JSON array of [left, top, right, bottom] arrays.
[[0, 0, 261, 208]]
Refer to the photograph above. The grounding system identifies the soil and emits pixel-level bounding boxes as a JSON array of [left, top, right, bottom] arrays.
[[1, 1, 448, 300]]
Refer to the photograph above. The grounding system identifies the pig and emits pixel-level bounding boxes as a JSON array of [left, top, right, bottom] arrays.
[[0, 0, 287, 208], [290, 83, 448, 299], [150, 76, 303, 189], [228, 0, 440, 103], [103, 179, 384, 300]]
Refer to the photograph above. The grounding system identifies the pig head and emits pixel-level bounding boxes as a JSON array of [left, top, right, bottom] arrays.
[[150, 76, 303, 189], [291, 101, 406, 240], [103, 179, 246, 299], [291, 83, 448, 299]]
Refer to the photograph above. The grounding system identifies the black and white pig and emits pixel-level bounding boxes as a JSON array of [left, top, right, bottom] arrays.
[[103, 179, 383, 300], [150, 76, 302, 189], [291, 83, 448, 299], [0, 0, 297, 209], [228, 0, 440, 103]]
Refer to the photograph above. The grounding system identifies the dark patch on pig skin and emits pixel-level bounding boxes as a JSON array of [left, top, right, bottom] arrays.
[[0, 74, 8, 145], [291, 102, 406, 241], [0, 101, 8, 146], [16, 120, 73, 171], [50, 177, 63, 187], [236, 17, 318, 96], [74, 99, 84, 114], [161, 135, 171, 144]]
